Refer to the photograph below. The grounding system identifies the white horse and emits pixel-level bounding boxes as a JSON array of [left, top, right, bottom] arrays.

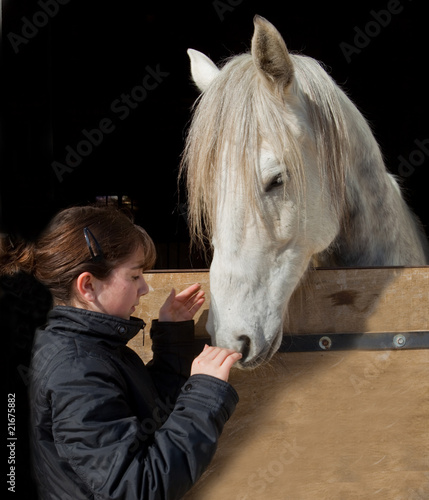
[[181, 16, 429, 368]]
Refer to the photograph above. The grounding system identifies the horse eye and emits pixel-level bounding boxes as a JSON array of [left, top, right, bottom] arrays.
[[265, 173, 283, 192]]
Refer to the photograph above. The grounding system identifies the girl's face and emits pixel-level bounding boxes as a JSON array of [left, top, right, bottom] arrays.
[[89, 246, 150, 320]]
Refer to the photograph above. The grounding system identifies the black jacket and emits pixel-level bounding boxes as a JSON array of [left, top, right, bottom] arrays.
[[29, 306, 239, 499]]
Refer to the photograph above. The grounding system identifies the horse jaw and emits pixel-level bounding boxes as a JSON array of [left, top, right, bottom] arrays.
[[187, 48, 220, 92]]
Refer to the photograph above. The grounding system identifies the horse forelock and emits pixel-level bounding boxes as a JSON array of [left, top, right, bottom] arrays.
[[180, 52, 350, 247]]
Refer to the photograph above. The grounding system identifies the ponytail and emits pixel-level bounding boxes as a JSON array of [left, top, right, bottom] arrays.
[[0, 235, 36, 277]]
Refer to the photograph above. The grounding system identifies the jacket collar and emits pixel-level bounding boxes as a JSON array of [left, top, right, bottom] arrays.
[[47, 306, 145, 343]]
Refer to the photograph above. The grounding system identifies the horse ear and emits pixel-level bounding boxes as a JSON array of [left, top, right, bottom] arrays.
[[187, 48, 220, 92], [251, 15, 294, 89]]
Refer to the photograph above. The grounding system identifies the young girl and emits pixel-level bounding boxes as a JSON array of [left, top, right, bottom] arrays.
[[3, 205, 241, 499]]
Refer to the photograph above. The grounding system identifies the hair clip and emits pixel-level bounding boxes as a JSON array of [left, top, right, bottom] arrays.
[[83, 227, 104, 262]]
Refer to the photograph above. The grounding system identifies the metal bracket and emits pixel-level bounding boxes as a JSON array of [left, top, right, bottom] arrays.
[[279, 331, 429, 352]]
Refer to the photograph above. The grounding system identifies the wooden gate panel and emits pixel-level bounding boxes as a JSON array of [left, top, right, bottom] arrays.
[[129, 267, 429, 499]]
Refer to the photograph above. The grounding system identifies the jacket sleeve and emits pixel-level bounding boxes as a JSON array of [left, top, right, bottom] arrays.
[[146, 319, 204, 405], [50, 355, 239, 500]]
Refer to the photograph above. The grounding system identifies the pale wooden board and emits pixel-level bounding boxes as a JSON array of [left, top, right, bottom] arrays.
[[129, 267, 429, 357], [129, 271, 210, 363], [128, 267, 429, 498], [184, 350, 429, 500], [286, 266, 429, 334]]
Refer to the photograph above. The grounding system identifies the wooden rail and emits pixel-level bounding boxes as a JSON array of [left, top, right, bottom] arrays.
[[130, 266, 429, 357]]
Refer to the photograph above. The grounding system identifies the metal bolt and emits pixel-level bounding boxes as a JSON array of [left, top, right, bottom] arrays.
[[319, 336, 332, 350], [393, 334, 406, 348]]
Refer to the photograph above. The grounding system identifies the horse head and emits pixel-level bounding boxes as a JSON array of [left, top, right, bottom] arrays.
[[182, 16, 344, 368], [182, 16, 428, 368]]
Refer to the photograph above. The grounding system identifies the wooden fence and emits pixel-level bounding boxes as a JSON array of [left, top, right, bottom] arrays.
[[130, 266, 429, 499]]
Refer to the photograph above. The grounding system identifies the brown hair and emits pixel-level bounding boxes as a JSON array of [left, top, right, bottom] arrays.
[[0, 206, 156, 305]]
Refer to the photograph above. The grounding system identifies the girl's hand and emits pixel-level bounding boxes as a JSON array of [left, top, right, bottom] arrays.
[[158, 283, 205, 322], [191, 345, 242, 382]]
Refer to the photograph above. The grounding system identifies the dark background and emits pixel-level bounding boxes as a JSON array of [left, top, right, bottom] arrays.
[[1, 0, 428, 269], [2, 2, 428, 498]]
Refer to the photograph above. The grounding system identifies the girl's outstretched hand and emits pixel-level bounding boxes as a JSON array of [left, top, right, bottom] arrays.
[[191, 345, 242, 382], [158, 283, 205, 322]]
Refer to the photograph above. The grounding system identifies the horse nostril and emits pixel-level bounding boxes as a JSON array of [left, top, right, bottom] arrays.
[[238, 335, 251, 361]]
